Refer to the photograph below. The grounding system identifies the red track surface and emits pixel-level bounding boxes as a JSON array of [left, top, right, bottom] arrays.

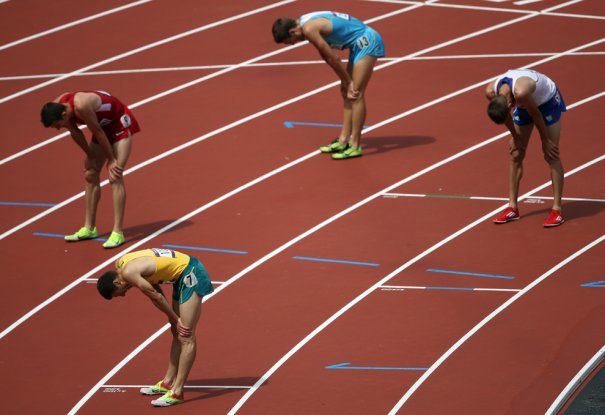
[[1, 1, 604, 414]]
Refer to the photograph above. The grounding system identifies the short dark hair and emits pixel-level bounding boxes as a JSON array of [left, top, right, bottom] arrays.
[[40, 102, 66, 127], [97, 271, 118, 300], [272, 17, 296, 43], [487, 95, 509, 124]]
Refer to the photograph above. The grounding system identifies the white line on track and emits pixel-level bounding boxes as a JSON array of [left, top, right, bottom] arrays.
[[0, 0, 152, 51], [0, 0, 296, 105], [3, 51, 604, 81], [380, 285, 522, 292], [101, 384, 252, 390], [368, 0, 600, 19], [515, 0, 544, 5], [382, 193, 605, 203], [546, 344, 605, 414], [389, 233, 605, 413]]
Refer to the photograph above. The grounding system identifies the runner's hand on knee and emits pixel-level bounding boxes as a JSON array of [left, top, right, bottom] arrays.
[[177, 318, 192, 338]]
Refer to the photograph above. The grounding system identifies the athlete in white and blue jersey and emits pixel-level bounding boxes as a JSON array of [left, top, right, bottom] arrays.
[[485, 69, 566, 227], [272, 11, 385, 159]]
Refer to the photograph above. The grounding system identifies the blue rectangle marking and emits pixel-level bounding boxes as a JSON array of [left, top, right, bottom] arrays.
[[2, 201, 56, 207], [326, 362, 428, 371], [293, 256, 379, 267], [427, 268, 514, 280], [162, 243, 247, 255]]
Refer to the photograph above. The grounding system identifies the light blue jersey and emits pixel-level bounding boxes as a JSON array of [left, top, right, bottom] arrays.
[[300, 11, 385, 64]]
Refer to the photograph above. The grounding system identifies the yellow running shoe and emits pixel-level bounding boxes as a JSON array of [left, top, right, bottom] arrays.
[[319, 138, 347, 153], [151, 390, 184, 407], [64, 227, 97, 241], [140, 381, 171, 396], [102, 231, 125, 249], [332, 146, 362, 160]]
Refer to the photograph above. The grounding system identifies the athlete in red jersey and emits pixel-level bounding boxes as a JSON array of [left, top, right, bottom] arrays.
[[41, 91, 141, 248]]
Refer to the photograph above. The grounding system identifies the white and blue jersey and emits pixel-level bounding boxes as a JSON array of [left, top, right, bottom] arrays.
[[495, 69, 566, 126], [300, 11, 385, 64]]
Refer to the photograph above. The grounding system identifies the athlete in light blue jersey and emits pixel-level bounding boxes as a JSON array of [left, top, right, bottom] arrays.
[[273, 11, 385, 159]]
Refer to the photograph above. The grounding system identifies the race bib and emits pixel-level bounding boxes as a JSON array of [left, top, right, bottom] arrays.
[[183, 270, 198, 288], [331, 11, 350, 20], [120, 113, 132, 128], [151, 248, 176, 258], [356, 35, 370, 49]]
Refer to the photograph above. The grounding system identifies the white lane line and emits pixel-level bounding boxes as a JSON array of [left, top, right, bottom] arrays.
[[0, 0, 296, 105], [382, 193, 605, 203], [546, 344, 605, 415], [0, 2, 421, 166], [101, 384, 252, 390], [515, 0, 543, 5], [367, 0, 602, 21], [3, 51, 604, 81], [389, 233, 605, 413], [380, 285, 522, 292], [0, 0, 152, 52]]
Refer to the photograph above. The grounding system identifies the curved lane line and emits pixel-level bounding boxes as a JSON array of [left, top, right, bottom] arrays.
[[0, 0, 152, 51]]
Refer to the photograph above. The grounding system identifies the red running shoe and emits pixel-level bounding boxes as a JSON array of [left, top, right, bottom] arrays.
[[543, 209, 564, 227], [493, 207, 520, 224]]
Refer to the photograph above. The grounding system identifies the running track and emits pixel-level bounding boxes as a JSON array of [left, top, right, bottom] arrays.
[[1, 0, 604, 414]]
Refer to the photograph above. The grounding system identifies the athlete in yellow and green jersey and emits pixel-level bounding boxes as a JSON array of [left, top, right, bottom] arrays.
[[96, 248, 214, 407]]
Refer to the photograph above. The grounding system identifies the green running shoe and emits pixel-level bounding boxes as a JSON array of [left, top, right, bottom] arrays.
[[140, 381, 171, 396], [102, 231, 125, 249], [64, 227, 98, 241], [332, 146, 362, 160], [151, 390, 184, 407], [319, 138, 347, 153]]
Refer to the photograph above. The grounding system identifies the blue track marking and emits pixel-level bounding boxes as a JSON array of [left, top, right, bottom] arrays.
[[581, 280, 605, 288], [1, 201, 56, 207], [32, 232, 106, 241], [162, 243, 247, 255], [293, 256, 380, 267], [326, 362, 428, 371], [427, 268, 514, 280], [283, 121, 370, 129]]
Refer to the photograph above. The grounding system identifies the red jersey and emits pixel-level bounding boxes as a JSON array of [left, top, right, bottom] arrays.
[[59, 90, 140, 143]]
